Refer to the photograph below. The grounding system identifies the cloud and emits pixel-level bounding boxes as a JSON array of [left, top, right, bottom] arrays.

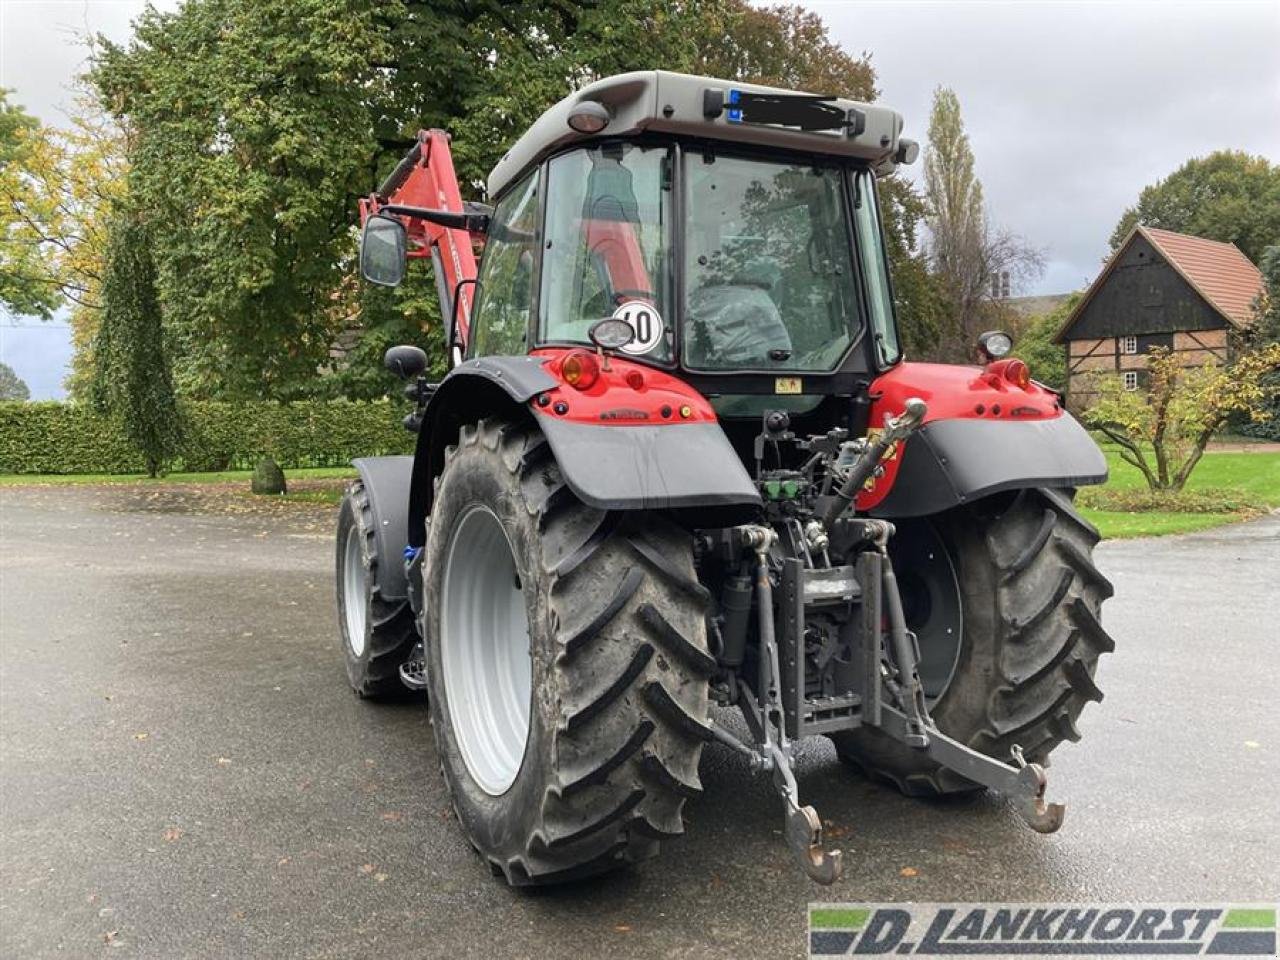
[[807, 0, 1280, 294]]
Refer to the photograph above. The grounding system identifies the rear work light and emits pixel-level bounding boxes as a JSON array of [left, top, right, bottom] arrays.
[[561, 350, 600, 390]]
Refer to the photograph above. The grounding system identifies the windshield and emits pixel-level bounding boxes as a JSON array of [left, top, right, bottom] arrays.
[[539, 143, 672, 361], [682, 154, 859, 372]]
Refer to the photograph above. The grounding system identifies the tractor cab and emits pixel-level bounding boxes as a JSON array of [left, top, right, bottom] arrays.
[[467, 71, 913, 417]]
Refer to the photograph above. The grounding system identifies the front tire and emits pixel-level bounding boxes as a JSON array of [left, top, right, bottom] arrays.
[[335, 481, 418, 698], [831, 487, 1115, 795], [424, 418, 713, 885]]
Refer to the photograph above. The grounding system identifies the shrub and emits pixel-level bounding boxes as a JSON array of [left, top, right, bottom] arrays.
[[1076, 485, 1267, 516], [0, 400, 414, 474]]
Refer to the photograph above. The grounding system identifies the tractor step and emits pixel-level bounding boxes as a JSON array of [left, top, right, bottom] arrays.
[[399, 641, 428, 691]]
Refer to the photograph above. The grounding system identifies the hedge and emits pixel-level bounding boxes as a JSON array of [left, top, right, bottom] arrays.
[[0, 400, 415, 474]]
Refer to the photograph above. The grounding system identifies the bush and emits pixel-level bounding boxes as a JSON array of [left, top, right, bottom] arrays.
[[0, 400, 414, 474], [1076, 485, 1267, 516]]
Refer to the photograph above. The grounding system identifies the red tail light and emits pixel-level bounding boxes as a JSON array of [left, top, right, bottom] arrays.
[[561, 350, 600, 390]]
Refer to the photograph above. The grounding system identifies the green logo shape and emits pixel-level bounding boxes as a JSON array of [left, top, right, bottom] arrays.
[[810, 908, 869, 931], [1223, 909, 1276, 929]]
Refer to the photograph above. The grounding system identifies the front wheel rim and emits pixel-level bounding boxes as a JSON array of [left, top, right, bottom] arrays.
[[440, 504, 532, 796], [342, 524, 368, 657]]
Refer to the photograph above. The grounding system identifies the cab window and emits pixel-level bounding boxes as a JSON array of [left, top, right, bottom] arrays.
[[469, 171, 539, 358], [539, 144, 672, 361], [682, 154, 858, 372]]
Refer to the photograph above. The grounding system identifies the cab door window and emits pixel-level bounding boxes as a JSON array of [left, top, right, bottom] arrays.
[[539, 144, 672, 361], [469, 171, 539, 358]]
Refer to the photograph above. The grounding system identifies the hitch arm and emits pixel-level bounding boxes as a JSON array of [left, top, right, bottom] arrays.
[[876, 707, 1065, 833]]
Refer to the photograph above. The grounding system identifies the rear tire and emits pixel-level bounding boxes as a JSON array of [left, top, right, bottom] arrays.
[[831, 487, 1115, 795], [423, 417, 713, 885], [335, 481, 418, 698]]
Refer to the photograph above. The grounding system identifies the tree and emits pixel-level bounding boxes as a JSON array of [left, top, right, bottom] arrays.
[[0, 90, 63, 319], [91, 209, 182, 476], [89, 0, 941, 397], [692, 3, 941, 355], [1010, 293, 1080, 394], [1109, 152, 1280, 264], [1233, 245, 1280, 439], [0, 362, 30, 401], [693, 3, 875, 98], [922, 87, 1042, 361], [1083, 344, 1280, 492]]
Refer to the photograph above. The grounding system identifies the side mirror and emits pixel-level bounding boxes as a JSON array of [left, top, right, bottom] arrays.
[[384, 344, 427, 380], [360, 214, 407, 287]]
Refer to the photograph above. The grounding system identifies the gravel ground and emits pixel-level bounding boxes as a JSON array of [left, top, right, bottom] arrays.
[[1, 485, 1276, 959]]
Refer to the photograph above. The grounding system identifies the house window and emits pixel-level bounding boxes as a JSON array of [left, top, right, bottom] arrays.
[[1121, 335, 1138, 354], [1123, 371, 1139, 391]]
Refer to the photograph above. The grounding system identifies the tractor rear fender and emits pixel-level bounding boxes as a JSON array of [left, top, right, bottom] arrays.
[[408, 353, 762, 550], [860, 361, 1107, 518]]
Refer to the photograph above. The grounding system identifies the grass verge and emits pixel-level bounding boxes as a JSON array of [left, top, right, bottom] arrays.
[[4, 450, 1277, 539], [1080, 449, 1278, 538]]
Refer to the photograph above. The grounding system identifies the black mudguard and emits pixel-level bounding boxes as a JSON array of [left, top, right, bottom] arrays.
[[869, 414, 1107, 518], [535, 416, 761, 511], [352, 455, 414, 601], [407, 356, 762, 547]]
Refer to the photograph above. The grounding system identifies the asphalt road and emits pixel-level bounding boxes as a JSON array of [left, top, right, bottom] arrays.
[[1, 485, 1277, 959]]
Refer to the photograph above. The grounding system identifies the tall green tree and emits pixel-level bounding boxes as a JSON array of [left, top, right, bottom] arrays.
[[1109, 152, 1280, 264], [90, 0, 942, 396], [923, 86, 1041, 360], [0, 361, 31, 401], [0, 90, 63, 319], [91, 209, 182, 476], [93, 0, 391, 400]]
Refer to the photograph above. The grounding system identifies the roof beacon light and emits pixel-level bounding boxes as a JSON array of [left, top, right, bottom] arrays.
[[567, 100, 611, 135]]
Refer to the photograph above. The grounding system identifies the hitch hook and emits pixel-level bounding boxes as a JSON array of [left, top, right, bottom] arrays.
[[770, 744, 843, 884], [785, 801, 843, 885], [1011, 745, 1065, 834]]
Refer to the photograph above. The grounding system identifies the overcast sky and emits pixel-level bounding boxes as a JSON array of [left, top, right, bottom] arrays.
[[2, 0, 1278, 398]]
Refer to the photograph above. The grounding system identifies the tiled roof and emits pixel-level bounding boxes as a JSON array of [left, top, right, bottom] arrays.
[[1140, 226, 1265, 327], [1054, 225, 1266, 342]]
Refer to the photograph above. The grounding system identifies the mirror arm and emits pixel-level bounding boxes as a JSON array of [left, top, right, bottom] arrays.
[[380, 203, 490, 235]]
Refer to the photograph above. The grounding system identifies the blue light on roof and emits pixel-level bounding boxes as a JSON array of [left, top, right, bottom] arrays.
[[727, 89, 742, 123]]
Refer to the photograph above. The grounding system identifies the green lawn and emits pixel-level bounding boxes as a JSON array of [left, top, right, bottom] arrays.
[[0, 466, 356, 486], [1079, 449, 1279, 539], [3, 449, 1277, 540]]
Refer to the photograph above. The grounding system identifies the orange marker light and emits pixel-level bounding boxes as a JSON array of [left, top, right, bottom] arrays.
[[1004, 359, 1031, 389], [679, 405, 693, 419], [561, 350, 600, 390]]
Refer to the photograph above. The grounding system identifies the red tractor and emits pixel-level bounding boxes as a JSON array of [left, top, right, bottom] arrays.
[[336, 71, 1113, 886]]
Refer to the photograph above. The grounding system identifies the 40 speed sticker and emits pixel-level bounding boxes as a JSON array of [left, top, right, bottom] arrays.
[[611, 300, 664, 355], [808, 903, 1277, 958]]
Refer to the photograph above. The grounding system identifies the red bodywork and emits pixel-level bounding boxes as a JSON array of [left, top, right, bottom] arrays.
[[360, 130, 479, 348], [856, 360, 1063, 510], [368, 133, 1060, 511]]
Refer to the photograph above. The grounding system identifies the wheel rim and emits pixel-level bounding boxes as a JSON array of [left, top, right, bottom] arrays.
[[342, 525, 369, 657], [890, 519, 963, 703], [440, 504, 532, 796]]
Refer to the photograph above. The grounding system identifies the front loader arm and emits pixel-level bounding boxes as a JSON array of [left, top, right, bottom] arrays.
[[359, 130, 480, 357]]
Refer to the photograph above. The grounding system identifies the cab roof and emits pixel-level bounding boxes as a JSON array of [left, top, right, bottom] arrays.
[[486, 70, 913, 199]]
